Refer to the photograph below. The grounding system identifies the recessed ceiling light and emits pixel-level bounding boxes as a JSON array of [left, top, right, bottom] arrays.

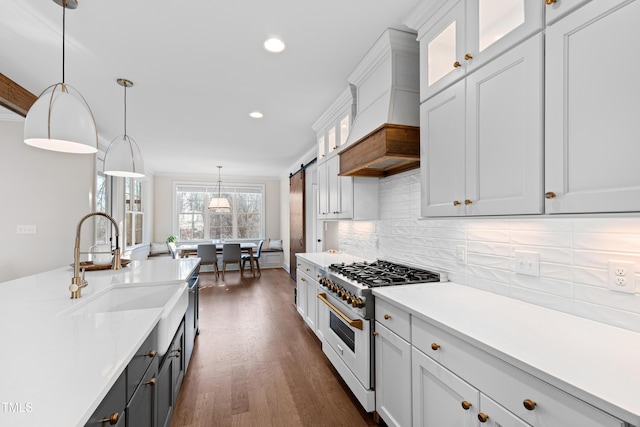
[[264, 37, 285, 53], [249, 111, 264, 119]]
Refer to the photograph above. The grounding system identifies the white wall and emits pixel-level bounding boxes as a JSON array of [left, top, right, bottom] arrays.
[[152, 174, 280, 243], [0, 119, 94, 282], [338, 170, 640, 333]]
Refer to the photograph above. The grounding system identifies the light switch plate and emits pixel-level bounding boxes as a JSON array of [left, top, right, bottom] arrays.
[[456, 245, 466, 264], [515, 251, 539, 276], [16, 224, 36, 234]]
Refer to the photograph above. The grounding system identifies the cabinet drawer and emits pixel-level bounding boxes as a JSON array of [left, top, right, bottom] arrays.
[[84, 369, 126, 426], [296, 259, 319, 279], [376, 298, 410, 341], [412, 317, 624, 427], [127, 326, 158, 403]]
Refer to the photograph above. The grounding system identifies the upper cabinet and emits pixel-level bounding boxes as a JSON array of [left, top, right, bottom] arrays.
[[408, 0, 543, 102], [545, 0, 591, 25], [313, 86, 356, 164], [545, 0, 640, 213]]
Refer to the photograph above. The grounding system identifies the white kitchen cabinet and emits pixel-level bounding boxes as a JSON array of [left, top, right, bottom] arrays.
[[296, 258, 321, 337], [414, 0, 543, 102], [313, 87, 355, 164], [545, 0, 640, 214], [374, 298, 412, 427], [296, 268, 307, 318], [545, 0, 591, 25], [317, 155, 379, 220], [421, 33, 543, 217]]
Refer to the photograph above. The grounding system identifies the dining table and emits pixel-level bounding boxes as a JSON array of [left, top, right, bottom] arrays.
[[177, 242, 258, 277]]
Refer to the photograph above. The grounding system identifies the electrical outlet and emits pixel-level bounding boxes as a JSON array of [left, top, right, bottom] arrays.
[[515, 251, 540, 276], [608, 261, 636, 293], [456, 245, 466, 264], [16, 225, 37, 234]]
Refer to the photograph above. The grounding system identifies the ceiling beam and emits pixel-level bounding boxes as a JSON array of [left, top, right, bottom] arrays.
[[0, 73, 37, 117]]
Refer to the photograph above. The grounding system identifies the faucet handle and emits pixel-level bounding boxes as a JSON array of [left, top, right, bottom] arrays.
[[81, 268, 87, 287]]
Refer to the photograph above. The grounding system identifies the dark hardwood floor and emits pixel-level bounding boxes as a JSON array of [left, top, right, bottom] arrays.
[[170, 268, 379, 427]]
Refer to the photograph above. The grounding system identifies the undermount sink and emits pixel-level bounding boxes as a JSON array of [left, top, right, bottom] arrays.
[[64, 282, 188, 355]]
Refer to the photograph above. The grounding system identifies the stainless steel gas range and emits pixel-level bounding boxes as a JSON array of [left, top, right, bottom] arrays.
[[316, 260, 446, 413]]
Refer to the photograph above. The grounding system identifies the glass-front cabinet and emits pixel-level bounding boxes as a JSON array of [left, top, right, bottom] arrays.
[[419, 0, 543, 101], [313, 86, 355, 164]]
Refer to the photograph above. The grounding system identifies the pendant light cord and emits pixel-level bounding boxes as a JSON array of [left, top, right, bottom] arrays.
[[123, 83, 127, 136], [62, 1, 66, 83]]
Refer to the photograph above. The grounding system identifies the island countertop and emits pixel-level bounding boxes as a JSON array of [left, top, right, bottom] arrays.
[[0, 257, 199, 427]]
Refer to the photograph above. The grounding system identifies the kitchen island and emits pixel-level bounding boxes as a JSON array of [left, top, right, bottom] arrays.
[[0, 257, 199, 427]]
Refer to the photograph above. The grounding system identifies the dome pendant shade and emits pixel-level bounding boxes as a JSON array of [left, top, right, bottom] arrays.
[[209, 165, 231, 210], [24, 83, 98, 154], [103, 134, 145, 178]]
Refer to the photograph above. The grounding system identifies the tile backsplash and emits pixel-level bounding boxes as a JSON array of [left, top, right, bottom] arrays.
[[338, 170, 640, 333]]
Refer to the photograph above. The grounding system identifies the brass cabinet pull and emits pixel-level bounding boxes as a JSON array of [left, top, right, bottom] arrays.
[[144, 377, 156, 386], [461, 401, 472, 410], [478, 412, 489, 423], [523, 399, 537, 410], [372, 331, 379, 336], [453, 61, 462, 68], [545, 191, 556, 199], [317, 293, 363, 330], [144, 350, 156, 358], [453, 200, 461, 206], [383, 314, 391, 320], [464, 53, 473, 60], [431, 343, 440, 351], [546, 0, 556, 4], [465, 199, 473, 205], [102, 413, 119, 425]]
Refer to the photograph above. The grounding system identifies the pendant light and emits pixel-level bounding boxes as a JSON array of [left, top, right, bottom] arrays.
[[103, 78, 145, 177], [23, 0, 98, 154], [209, 166, 231, 210]]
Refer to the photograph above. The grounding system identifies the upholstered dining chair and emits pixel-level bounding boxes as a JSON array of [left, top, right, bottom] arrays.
[[221, 243, 242, 280], [241, 240, 263, 276], [197, 244, 219, 278]]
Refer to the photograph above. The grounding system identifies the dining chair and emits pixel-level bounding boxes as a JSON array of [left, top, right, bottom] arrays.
[[241, 240, 263, 276], [168, 242, 179, 259], [197, 244, 219, 278], [221, 243, 242, 280]]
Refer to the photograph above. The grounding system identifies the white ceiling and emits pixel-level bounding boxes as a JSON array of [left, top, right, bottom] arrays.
[[1, 0, 422, 179]]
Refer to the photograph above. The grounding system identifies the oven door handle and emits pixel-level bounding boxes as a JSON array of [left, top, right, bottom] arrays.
[[317, 293, 363, 330]]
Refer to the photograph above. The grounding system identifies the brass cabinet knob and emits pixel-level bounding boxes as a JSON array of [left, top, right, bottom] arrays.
[[144, 350, 156, 358], [523, 399, 537, 410], [102, 413, 119, 425], [453, 61, 462, 68], [453, 200, 461, 206], [478, 412, 489, 423], [461, 401, 472, 410], [464, 53, 473, 60], [431, 343, 440, 351], [372, 331, 379, 336], [300, 277, 306, 282], [306, 268, 310, 272], [546, 0, 556, 4], [545, 191, 557, 199], [384, 314, 391, 320], [144, 377, 156, 386], [465, 199, 473, 205]]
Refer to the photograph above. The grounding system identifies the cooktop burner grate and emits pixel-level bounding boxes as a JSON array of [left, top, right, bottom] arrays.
[[329, 260, 441, 288]]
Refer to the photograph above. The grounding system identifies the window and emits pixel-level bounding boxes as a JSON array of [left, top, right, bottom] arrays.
[[95, 157, 112, 245], [125, 178, 144, 247], [175, 183, 265, 241]]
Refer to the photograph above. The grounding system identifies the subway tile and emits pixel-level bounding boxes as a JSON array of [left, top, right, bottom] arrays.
[[467, 253, 511, 270], [511, 273, 573, 298], [467, 228, 510, 243], [466, 277, 511, 297], [571, 250, 640, 269], [512, 245, 572, 265], [539, 262, 572, 282], [573, 217, 640, 234], [467, 219, 511, 230], [510, 218, 572, 232], [573, 283, 640, 314], [573, 266, 608, 288], [467, 241, 512, 257], [509, 286, 573, 315], [572, 301, 640, 333], [573, 232, 640, 252], [467, 265, 511, 285], [510, 230, 572, 247]]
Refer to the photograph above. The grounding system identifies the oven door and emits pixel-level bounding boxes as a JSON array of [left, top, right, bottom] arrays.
[[317, 292, 372, 402]]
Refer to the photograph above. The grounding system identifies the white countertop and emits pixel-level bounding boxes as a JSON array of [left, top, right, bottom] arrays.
[[373, 282, 640, 425], [0, 257, 200, 427], [296, 252, 371, 268]]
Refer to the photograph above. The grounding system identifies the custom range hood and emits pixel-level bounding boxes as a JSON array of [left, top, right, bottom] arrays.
[[339, 28, 420, 178]]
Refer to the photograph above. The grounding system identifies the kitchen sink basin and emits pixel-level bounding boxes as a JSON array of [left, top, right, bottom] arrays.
[[64, 282, 188, 355]]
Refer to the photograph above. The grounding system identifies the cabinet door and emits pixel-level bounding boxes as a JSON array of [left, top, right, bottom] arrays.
[[412, 347, 479, 427], [157, 356, 174, 427], [318, 135, 326, 163], [304, 277, 317, 332], [317, 162, 328, 217], [375, 323, 412, 427], [479, 394, 532, 427], [545, 0, 591, 25], [465, 33, 543, 215], [327, 156, 341, 217], [296, 272, 307, 317], [420, 79, 466, 217], [126, 361, 158, 427], [171, 322, 185, 403], [420, 0, 466, 101], [466, 0, 543, 72], [545, 0, 640, 213]]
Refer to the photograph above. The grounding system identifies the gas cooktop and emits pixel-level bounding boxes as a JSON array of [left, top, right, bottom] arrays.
[[328, 260, 443, 288]]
